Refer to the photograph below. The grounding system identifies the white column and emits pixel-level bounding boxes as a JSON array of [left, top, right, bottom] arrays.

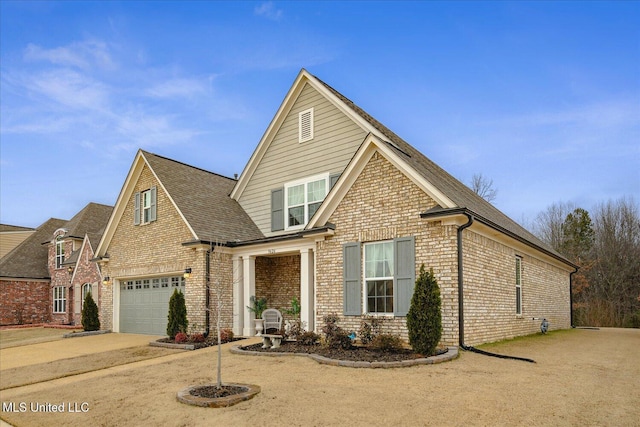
[[232, 256, 244, 337], [242, 255, 256, 337], [300, 249, 315, 331]]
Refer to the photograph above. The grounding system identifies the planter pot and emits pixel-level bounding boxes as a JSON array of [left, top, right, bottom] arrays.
[[254, 319, 264, 336]]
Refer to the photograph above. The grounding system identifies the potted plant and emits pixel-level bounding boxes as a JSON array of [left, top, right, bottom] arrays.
[[247, 296, 267, 336]]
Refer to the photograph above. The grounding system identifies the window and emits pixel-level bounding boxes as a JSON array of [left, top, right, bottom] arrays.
[[134, 187, 157, 225], [343, 237, 415, 316], [515, 256, 522, 315], [81, 283, 92, 309], [284, 174, 328, 229], [55, 236, 64, 269], [298, 107, 314, 142], [53, 286, 66, 313], [365, 241, 394, 313]]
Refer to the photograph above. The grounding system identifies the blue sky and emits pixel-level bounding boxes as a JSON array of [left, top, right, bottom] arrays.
[[1, 1, 638, 229]]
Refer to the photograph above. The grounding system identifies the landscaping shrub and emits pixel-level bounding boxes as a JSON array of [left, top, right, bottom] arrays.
[[358, 315, 383, 345], [219, 328, 234, 343], [286, 319, 307, 341], [189, 333, 205, 343], [298, 331, 320, 346], [369, 333, 405, 352], [167, 289, 188, 339], [406, 265, 442, 356], [81, 292, 100, 331], [321, 313, 352, 349], [174, 332, 188, 344]]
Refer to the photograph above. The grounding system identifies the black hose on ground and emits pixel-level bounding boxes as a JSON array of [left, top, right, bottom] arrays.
[[461, 344, 536, 363]]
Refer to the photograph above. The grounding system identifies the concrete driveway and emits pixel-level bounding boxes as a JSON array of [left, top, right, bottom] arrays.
[[0, 332, 159, 370]]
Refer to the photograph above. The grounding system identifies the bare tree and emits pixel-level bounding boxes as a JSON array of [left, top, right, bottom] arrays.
[[470, 173, 498, 203], [532, 201, 576, 252], [207, 241, 237, 389]]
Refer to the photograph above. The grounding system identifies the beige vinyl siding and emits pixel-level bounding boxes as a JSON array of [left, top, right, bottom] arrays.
[[0, 231, 35, 259], [239, 82, 368, 235]]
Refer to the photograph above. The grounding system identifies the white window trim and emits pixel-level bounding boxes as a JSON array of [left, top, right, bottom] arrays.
[[284, 173, 329, 231], [363, 240, 395, 316], [82, 283, 92, 310], [55, 237, 64, 269], [298, 107, 314, 143], [142, 189, 152, 224], [53, 286, 66, 313], [515, 256, 523, 316]]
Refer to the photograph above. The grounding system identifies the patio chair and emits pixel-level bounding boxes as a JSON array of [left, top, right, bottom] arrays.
[[261, 308, 283, 349]]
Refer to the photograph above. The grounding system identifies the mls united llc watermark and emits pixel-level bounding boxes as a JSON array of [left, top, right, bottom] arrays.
[[2, 401, 89, 413]]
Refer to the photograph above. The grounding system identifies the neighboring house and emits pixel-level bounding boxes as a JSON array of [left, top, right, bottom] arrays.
[[96, 69, 576, 347], [0, 224, 35, 259], [0, 218, 67, 325], [48, 203, 113, 326]]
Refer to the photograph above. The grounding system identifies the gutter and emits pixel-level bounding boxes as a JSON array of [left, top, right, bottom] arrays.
[[455, 211, 536, 363]]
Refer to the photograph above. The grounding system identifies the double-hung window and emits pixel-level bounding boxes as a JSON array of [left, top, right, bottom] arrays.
[[55, 236, 64, 269], [284, 174, 328, 230], [53, 286, 66, 313], [364, 241, 394, 313], [343, 236, 415, 316], [515, 256, 522, 315]]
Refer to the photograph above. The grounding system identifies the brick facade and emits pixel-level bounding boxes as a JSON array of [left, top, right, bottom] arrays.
[[99, 165, 228, 334], [0, 279, 50, 325], [315, 150, 571, 346]]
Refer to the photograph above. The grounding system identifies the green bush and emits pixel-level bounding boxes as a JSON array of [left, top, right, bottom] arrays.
[[406, 265, 442, 356], [167, 289, 188, 339], [81, 292, 100, 331]]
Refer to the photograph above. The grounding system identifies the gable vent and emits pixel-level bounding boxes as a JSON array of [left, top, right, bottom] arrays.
[[299, 107, 314, 143]]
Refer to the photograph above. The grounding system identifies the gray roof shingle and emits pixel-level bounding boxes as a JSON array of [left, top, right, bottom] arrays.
[[142, 151, 263, 244], [314, 74, 567, 262], [0, 218, 67, 279]]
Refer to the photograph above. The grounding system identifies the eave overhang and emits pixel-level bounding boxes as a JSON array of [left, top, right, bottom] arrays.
[[421, 207, 578, 270]]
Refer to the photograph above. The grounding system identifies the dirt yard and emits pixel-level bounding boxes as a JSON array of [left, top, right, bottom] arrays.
[[1, 328, 638, 426]]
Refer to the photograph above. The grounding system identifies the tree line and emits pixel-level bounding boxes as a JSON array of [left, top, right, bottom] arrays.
[[531, 197, 640, 328]]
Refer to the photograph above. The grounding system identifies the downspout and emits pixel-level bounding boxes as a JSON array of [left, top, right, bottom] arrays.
[[569, 267, 578, 328], [457, 211, 535, 363], [205, 250, 211, 337], [457, 212, 474, 348]]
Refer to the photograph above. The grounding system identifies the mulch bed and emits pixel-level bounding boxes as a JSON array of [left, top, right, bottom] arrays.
[[242, 341, 446, 362], [156, 336, 241, 350], [189, 385, 248, 399]]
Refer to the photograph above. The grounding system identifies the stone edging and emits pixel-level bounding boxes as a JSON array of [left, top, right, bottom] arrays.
[[149, 340, 196, 350], [63, 330, 112, 338], [177, 383, 261, 408], [230, 344, 458, 368]]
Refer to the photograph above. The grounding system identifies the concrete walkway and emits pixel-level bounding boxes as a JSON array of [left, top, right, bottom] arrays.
[[0, 333, 159, 370]]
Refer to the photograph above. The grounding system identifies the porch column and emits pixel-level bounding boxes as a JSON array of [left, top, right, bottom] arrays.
[[232, 256, 244, 337], [242, 255, 256, 336], [300, 249, 315, 331]]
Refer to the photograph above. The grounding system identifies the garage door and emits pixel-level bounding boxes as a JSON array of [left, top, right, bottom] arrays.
[[120, 276, 186, 335]]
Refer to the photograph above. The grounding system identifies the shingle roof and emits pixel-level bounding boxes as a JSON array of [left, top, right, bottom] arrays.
[[314, 74, 565, 261], [0, 218, 67, 279], [142, 151, 263, 243], [61, 203, 113, 246], [0, 224, 35, 232]]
